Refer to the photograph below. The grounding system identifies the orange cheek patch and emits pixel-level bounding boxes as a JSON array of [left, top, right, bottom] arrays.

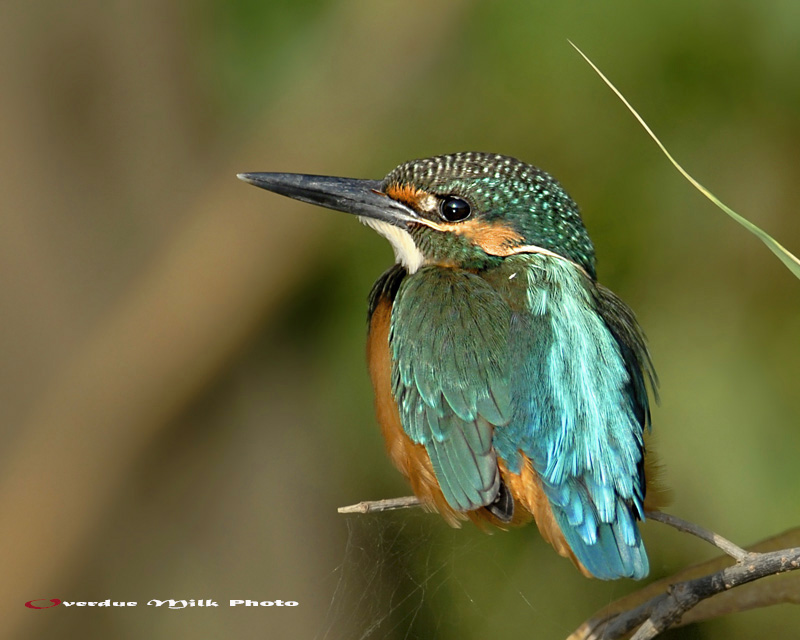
[[384, 183, 429, 210], [381, 187, 524, 257], [454, 220, 524, 256]]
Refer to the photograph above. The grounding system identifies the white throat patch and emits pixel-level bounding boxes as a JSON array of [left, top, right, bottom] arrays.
[[358, 217, 425, 274]]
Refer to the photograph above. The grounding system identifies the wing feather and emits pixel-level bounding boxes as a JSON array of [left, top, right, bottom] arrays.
[[390, 266, 511, 513], [494, 256, 653, 579]]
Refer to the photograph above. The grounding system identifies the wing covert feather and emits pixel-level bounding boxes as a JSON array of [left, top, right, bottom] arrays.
[[390, 266, 511, 513]]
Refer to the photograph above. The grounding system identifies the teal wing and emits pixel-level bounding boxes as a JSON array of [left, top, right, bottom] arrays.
[[493, 257, 655, 579], [390, 266, 512, 514]]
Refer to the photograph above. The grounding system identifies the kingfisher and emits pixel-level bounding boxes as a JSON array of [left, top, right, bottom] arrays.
[[239, 152, 662, 580]]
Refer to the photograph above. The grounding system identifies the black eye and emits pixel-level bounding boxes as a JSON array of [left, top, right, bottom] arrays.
[[439, 196, 472, 222]]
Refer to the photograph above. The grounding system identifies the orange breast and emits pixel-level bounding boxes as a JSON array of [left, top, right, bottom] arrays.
[[366, 296, 464, 526]]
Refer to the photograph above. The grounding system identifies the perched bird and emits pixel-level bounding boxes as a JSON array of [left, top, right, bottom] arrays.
[[239, 152, 661, 579]]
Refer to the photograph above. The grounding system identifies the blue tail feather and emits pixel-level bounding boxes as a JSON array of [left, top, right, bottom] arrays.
[[553, 506, 648, 580]]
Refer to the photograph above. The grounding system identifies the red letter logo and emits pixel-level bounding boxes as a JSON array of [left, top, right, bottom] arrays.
[[25, 599, 61, 609]]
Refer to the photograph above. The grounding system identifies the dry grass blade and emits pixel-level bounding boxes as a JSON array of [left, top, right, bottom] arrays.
[[569, 40, 800, 281]]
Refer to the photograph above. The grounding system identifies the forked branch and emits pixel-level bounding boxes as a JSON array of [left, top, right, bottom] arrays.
[[337, 497, 800, 638], [576, 545, 800, 640]]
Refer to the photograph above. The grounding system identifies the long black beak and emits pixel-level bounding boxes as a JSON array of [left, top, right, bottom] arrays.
[[237, 172, 417, 228]]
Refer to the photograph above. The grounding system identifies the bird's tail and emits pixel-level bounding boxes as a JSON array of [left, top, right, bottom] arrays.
[[552, 506, 649, 580]]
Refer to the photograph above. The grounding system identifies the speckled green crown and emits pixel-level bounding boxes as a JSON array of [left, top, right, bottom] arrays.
[[383, 152, 597, 277]]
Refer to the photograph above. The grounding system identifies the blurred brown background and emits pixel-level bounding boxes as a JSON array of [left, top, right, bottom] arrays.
[[1, 1, 798, 638]]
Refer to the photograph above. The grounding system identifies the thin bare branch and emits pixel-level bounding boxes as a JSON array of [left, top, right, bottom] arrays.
[[646, 510, 750, 562], [338, 496, 422, 514], [342, 498, 800, 638]]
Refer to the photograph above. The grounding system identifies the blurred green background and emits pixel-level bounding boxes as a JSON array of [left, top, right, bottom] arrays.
[[2, 1, 798, 638]]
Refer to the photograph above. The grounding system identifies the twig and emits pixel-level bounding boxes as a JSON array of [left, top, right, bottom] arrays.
[[338, 496, 422, 514], [341, 498, 800, 638], [646, 510, 750, 562], [338, 499, 752, 568]]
